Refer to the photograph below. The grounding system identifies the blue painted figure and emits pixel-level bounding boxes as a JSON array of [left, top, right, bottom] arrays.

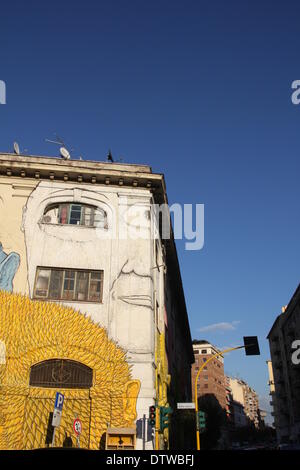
[[0, 243, 20, 292]]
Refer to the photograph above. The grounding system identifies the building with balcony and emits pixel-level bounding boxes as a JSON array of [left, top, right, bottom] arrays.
[[227, 377, 260, 428]]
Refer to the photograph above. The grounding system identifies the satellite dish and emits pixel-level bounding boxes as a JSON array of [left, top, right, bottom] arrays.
[[60, 147, 71, 160], [13, 142, 20, 155]]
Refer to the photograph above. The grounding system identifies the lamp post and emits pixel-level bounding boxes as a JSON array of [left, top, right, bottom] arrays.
[[194, 337, 260, 450]]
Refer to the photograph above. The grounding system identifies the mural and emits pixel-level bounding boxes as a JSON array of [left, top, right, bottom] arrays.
[[0, 291, 140, 450], [0, 243, 20, 292]]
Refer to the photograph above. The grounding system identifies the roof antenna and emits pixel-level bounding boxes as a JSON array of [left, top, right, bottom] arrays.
[[45, 134, 75, 160], [107, 149, 114, 162]]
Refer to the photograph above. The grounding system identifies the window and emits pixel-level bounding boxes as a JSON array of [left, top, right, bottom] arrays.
[[34, 267, 103, 302], [204, 375, 208, 380], [201, 349, 207, 354], [42, 203, 108, 228], [29, 359, 93, 389]]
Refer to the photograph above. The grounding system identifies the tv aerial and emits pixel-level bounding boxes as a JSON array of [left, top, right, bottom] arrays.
[[106, 149, 124, 163], [45, 134, 73, 160]]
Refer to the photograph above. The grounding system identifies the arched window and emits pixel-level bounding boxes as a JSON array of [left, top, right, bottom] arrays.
[[29, 359, 93, 389], [42, 203, 108, 228]]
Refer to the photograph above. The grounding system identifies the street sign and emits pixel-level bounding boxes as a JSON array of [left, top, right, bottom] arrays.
[[177, 402, 195, 409], [73, 418, 82, 436], [52, 408, 62, 427], [51, 392, 65, 447], [54, 392, 65, 411]]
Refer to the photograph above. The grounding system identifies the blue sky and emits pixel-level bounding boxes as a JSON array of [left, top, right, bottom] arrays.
[[1, 0, 300, 421]]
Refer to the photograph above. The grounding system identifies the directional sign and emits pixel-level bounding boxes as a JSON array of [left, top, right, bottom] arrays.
[[73, 418, 82, 436], [54, 392, 64, 411], [177, 402, 195, 410]]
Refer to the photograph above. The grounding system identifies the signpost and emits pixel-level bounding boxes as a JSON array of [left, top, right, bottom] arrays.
[[73, 418, 82, 448], [51, 392, 64, 447]]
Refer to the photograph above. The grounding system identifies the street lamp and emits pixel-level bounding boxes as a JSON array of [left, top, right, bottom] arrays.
[[194, 336, 260, 450]]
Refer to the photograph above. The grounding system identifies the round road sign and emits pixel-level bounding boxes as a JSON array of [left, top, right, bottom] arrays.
[[73, 418, 82, 435]]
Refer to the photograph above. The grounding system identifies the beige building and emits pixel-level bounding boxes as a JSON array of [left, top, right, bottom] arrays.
[[266, 360, 276, 428], [0, 152, 193, 450], [227, 377, 260, 428], [267, 284, 300, 444]]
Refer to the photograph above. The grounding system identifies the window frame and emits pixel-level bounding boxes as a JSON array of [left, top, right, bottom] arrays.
[[42, 202, 108, 229], [29, 359, 93, 389], [33, 267, 104, 303]]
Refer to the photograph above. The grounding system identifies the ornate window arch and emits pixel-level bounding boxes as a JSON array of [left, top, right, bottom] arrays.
[[29, 359, 93, 389]]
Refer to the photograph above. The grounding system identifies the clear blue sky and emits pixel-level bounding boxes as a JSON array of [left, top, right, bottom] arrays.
[[1, 0, 300, 420]]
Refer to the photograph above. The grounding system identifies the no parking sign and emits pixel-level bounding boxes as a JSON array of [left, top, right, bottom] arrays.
[[73, 418, 82, 436]]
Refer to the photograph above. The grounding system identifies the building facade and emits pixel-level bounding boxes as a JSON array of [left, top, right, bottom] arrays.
[[191, 341, 226, 410], [0, 152, 193, 450], [266, 360, 276, 428], [267, 284, 300, 444], [227, 377, 260, 428]]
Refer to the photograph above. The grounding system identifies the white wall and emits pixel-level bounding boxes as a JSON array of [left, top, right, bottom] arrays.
[[22, 180, 158, 449]]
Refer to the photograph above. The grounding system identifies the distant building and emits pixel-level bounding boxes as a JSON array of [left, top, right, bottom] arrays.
[[266, 360, 276, 428], [191, 341, 226, 409], [227, 377, 260, 428], [267, 284, 300, 444]]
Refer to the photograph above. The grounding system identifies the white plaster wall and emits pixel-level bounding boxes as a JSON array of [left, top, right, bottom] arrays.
[[22, 180, 157, 448]]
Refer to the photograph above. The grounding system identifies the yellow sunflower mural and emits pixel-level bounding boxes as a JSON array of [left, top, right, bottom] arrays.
[[0, 290, 140, 450]]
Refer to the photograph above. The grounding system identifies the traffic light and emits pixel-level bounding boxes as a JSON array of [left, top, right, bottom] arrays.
[[243, 336, 260, 356], [148, 405, 156, 427], [159, 406, 173, 431], [196, 410, 206, 433]]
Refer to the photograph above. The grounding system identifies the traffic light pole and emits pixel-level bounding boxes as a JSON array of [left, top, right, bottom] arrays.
[[194, 344, 246, 451], [155, 405, 159, 450]]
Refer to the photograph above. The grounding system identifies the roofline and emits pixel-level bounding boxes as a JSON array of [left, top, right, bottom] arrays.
[[267, 283, 300, 339]]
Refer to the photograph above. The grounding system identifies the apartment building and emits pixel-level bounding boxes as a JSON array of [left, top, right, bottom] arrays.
[[267, 283, 300, 444], [266, 360, 276, 428], [191, 341, 226, 409], [227, 377, 260, 428], [0, 152, 193, 450]]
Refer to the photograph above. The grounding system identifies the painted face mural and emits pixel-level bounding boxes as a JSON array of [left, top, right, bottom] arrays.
[[0, 243, 20, 292], [0, 291, 140, 450]]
